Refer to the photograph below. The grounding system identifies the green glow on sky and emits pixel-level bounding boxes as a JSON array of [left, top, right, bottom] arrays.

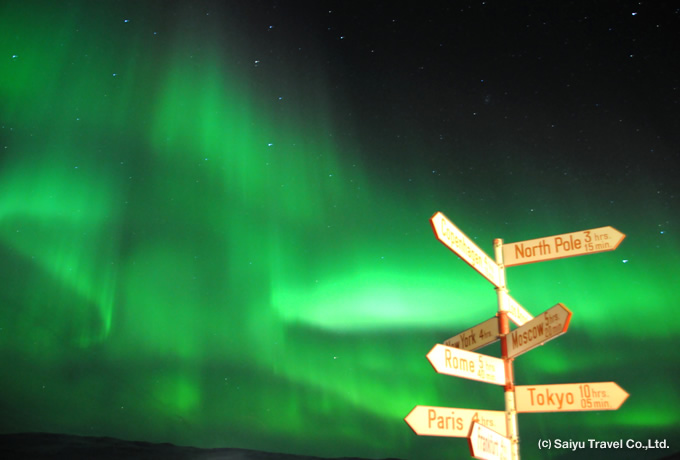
[[1, 2, 678, 459]]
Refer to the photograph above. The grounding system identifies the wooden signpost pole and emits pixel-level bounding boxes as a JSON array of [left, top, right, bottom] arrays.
[[494, 239, 520, 460]]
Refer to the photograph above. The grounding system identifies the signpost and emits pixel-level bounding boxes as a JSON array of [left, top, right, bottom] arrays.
[[468, 422, 512, 460], [405, 211, 628, 460], [427, 344, 506, 386], [503, 226, 626, 267], [444, 317, 499, 352], [430, 212, 501, 288], [404, 406, 507, 437], [515, 382, 629, 412], [506, 303, 572, 359]]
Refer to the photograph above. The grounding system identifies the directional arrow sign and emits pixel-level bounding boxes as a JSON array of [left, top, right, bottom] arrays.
[[503, 226, 625, 267], [444, 317, 499, 352], [507, 303, 572, 359], [504, 293, 533, 327], [427, 344, 506, 386], [515, 382, 629, 412], [404, 406, 507, 438], [468, 422, 512, 460], [430, 212, 501, 288]]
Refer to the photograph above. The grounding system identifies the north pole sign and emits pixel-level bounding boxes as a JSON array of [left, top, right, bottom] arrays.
[[503, 226, 625, 267]]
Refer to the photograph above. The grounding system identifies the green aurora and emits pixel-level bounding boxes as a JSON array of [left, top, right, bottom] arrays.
[[1, 2, 678, 459]]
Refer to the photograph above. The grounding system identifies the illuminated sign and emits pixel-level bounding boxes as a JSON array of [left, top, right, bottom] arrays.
[[503, 226, 625, 267], [427, 344, 505, 386], [506, 303, 571, 358], [515, 382, 629, 412], [430, 212, 501, 288], [468, 422, 511, 460], [444, 317, 499, 352], [504, 293, 534, 326], [404, 406, 506, 438]]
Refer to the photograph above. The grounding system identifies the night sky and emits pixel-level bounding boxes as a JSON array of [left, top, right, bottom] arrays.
[[1, 1, 679, 459]]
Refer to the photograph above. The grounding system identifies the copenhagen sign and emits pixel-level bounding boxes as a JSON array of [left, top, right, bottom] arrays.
[[430, 212, 501, 288]]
